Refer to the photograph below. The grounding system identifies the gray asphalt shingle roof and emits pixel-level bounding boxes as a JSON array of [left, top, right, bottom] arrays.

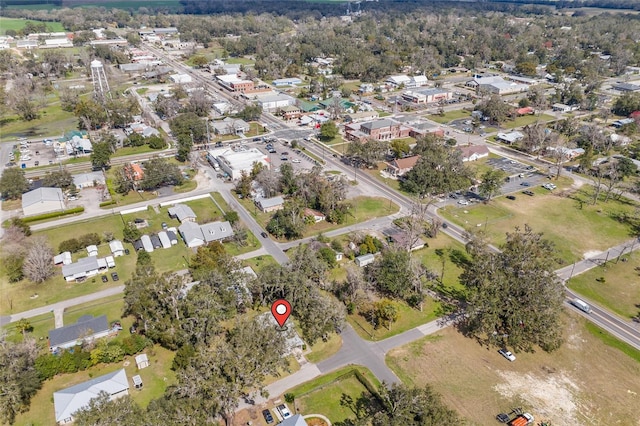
[[48, 314, 109, 348]]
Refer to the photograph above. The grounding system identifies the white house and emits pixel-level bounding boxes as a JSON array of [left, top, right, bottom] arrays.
[[22, 187, 66, 217], [497, 131, 524, 144], [355, 253, 375, 267], [168, 204, 197, 222], [53, 252, 72, 265], [458, 145, 490, 162], [62, 256, 104, 282], [54, 369, 129, 425], [72, 171, 105, 189], [178, 221, 206, 248], [109, 240, 125, 257]]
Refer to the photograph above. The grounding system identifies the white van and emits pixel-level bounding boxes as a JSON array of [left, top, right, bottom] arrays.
[[571, 298, 591, 314]]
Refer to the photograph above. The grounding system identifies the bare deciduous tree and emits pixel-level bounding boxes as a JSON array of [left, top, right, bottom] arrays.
[[22, 237, 54, 283]]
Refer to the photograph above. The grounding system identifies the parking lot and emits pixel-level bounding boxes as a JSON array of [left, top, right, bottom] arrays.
[[8, 137, 71, 170]]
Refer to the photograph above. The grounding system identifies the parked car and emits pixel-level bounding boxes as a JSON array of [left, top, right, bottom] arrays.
[[457, 199, 469, 205], [498, 348, 516, 362], [253, 137, 262, 142], [277, 404, 292, 419], [101, 275, 108, 283], [281, 156, 288, 161], [292, 159, 301, 163], [162, 222, 168, 230], [262, 409, 274, 424], [506, 195, 516, 200], [522, 190, 534, 196], [261, 232, 268, 238], [520, 181, 530, 187], [111, 272, 119, 281]]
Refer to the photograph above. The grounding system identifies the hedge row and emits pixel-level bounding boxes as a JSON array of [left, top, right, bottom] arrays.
[[22, 207, 84, 223], [99, 200, 116, 207]]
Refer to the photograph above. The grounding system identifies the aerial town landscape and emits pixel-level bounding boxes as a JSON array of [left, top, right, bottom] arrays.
[[1, 0, 640, 425]]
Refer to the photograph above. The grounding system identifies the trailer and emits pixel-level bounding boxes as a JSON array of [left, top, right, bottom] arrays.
[[571, 298, 591, 314]]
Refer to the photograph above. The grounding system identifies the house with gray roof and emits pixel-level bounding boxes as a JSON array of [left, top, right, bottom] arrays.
[[72, 171, 105, 189], [158, 231, 172, 249], [62, 256, 101, 282], [54, 251, 72, 265], [200, 221, 233, 243], [168, 204, 197, 222], [109, 240, 125, 257], [256, 196, 285, 213], [54, 369, 129, 424], [179, 221, 206, 248], [278, 414, 307, 426], [48, 314, 110, 351], [22, 187, 66, 217]]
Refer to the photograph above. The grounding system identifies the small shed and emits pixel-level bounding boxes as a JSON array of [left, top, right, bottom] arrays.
[[141, 235, 154, 253], [157, 231, 172, 249], [132, 374, 143, 390], [150, 234, 162, 249], [135, 353, 149, 369], [86, 245, 99, 257], [105, 256, 116, 268], [355, 253, 375, 267]]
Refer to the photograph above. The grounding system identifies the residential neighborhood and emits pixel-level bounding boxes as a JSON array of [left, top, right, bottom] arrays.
[[2, 2, 640, 426]]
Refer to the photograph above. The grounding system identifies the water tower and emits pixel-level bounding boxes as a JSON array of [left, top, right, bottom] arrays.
[[90, 60, 111, 100]]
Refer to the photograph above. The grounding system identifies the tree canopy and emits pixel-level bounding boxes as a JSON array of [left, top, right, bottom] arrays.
[[459, 226, 565, 352], [0, 168, 30, 200]]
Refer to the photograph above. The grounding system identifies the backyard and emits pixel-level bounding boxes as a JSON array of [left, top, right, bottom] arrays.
[[386, 314, 640, 426], [440, 185, 638, 264]]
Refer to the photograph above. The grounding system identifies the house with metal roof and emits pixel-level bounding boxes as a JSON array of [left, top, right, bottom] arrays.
[[168, 204, 197, 222], [150, 234, 162, 249], [496, 131, 524, 144], [158, 231, 172, 249], [256, 196, 285, 212], [72, 171, 105, 189], [54, 369, 129, 424], [48, 314, 110, 351], [22, 187, 66, 217], [140, 235, 154, 252], [178, 221, 206, 248], [278, 414, 308, 426], [54, 252, 72, 265], [200, 221, 233, 243], [109, 240, 125, 257], [62, 256, 102, 282], [355, 253, 375, 267], [166, 230, 178, 245], [86, 245, 99, 257]]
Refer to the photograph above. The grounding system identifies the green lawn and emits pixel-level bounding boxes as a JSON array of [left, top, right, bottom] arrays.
[[112, 145, 164, 157], [585, 321, 640, 363], [0, 17, 64, 33], [502, 113, 555, 129], [63, 294, 125, 326], [288, 366, 380, 423], [568, 250, 640, 319], [418, 233, 469, 293], [0, 103, 77, 142], [225, 57, 254, 65], [2, 312, 55, 347], [242, 255, 278, 272], [440, 184, 637, 264], [305, 332, 343, 364], [348, 298, 439, 341], [427, 109, 471, 124]]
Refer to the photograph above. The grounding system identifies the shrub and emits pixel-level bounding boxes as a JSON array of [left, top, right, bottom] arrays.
[[78, 233, 101, 247], [59, 238, 81, 253], [99, 200, 116, 207], [22, 207, 84, 223], [284, 393, 295, 404]]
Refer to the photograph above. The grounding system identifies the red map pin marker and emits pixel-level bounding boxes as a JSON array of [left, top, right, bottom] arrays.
[[271, 299, 292, 327]]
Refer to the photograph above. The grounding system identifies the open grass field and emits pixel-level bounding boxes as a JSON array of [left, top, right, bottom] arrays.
[[503, 113, 555, 129], [242, 255, 278, 272], [440, 184, 637, 264], [63, 293, 124, 327], [348, 298, 439, 341], [2, 312, 55, 346], [386, 314, 640, 426], [568, 250, 640, 319], [0, 17, 64, 33], [288, 366, 381, 424], [14, 344, 177, 425], [0, 103, 77, 142], [427, 109, 471, 124]]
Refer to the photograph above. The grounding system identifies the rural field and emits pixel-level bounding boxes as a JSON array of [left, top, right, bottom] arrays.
[[387, 315, 640, 426], [441, 184, 637, 264], [0, 17, 64, 33]]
